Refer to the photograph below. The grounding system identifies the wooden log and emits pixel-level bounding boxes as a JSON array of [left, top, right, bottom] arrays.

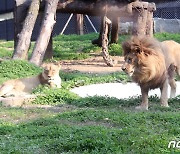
[[92, 16, 119, 46], [92, 16, 110, 47], [57, 0, 134, 17], [132, 2, 148, 36], [43, 35, 53, 60], [13, 0, 31, 50], [30, 0, 59, 66], [146, 11, 153, 37], [38, 12, 53, 60], [146, 3, 156, 37], [101, 16, 115, 67], [13, 0, 40, 60], [110, 16, 119, 44], [76, 14, 84, 35], [92, 16, 104, 46]]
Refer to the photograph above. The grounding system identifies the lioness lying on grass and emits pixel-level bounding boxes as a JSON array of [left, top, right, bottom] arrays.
[[0, 62, 61, 97]]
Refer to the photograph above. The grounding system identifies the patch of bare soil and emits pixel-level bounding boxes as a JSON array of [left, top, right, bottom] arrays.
[[0, 104, 77, 124], [22, 104, 77, 113], [61, 56, 124, 74]]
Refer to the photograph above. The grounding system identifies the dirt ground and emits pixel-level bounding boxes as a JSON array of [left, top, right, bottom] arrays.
[[61, 56, 124, 74]]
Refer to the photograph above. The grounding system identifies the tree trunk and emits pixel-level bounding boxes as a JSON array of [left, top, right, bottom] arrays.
[[57, 0, 133, 17], [132, 2, 148, 36], [13, 0, 31, 50], [30, 0, 59, 66], [101, 16, 115, 67], [92, 16, 110, 47], [76, 14, 84, 35], [146, 11, 153, 37], [92, 16, 119, 46], [43, 35, 53, 60], [92, 16, 103, 46], [13, 0, 40, 60], [146, 3, 156, 37], [110, 17, 119, 44]]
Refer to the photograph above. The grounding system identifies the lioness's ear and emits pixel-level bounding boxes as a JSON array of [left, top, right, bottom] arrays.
[[41, 63, 46, 68], [58, 63, 61, 69], [54, 62, 61, 69]]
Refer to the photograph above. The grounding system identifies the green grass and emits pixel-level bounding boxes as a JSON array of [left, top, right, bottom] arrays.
[[0, 48, 13, 58], [0, 60, 41, 84], [0, 41, 14, 58], [154, 33, 180, 43], [0, 33, 180, 153], [0, 40, 14, 48], [53, 33, 101, 60], [0, 32, 180, 60], [0, 106, 179, 153]]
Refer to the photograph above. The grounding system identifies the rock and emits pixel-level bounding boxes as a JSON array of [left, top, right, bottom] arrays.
[[0, 94, 37, 107]]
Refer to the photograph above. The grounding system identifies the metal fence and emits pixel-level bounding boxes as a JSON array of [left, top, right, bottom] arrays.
[[53, 14, 100, 36], [154, 0, 180, 19]]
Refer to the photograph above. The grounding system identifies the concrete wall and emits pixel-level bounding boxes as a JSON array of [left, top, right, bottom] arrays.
[[118, 18, 180, 35], [154, 18, 180, 33], [118, 22, 133, 35]]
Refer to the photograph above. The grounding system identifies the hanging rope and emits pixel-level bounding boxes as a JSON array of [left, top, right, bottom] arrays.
[[101, 1, 116, 67]]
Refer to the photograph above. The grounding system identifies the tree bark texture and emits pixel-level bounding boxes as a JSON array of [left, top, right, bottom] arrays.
[[43, 35, 53, 60], [57, 0, 133, 17], [146, 3, 156, 37], [101, 16, 115, 67], [13, 0, 31, 50], [76, 14, 84, 35], [110, 17, 119, 44], [13, 0, 40, 60], [132, 2, 148, 36], [30, 0, 59, 66], [146, 11, 153, 37], [12, 0, 155, 64], [92, 16, 110, 47]]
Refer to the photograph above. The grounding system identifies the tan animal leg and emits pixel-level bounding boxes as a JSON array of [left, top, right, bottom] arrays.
[[135, 88, 149, 110], [169, 78, 176, 98], [177, 67, 180, 78], [0, 85, 14, 97], [168, 64, 177, 98], [160, 80, 169, 107]]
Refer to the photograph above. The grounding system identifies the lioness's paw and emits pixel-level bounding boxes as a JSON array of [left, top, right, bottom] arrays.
[[135, 105, 148, 111]]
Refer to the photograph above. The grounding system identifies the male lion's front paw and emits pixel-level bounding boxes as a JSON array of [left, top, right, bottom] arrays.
[[161, 104, 169, 108], [135, 105, 148, 111]]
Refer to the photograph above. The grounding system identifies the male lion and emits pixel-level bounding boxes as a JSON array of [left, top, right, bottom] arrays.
[[121, 36, 180, 110], [0, 62, 61, 97]]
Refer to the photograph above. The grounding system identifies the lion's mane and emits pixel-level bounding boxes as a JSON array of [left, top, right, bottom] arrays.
[[122, 36, 167, 90]]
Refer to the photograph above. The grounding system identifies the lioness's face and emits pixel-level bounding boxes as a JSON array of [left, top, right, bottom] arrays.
[[121, 54, 136, 77], [42, 63, 61, 80]]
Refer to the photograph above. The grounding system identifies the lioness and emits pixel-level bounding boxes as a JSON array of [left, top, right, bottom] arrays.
[[121, 36, 180, 110], [0, 62, 61, 97]]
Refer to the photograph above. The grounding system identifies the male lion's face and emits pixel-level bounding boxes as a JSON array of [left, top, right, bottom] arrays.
[[42, 63, 61, 80], [121, 53, 137, 77]]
